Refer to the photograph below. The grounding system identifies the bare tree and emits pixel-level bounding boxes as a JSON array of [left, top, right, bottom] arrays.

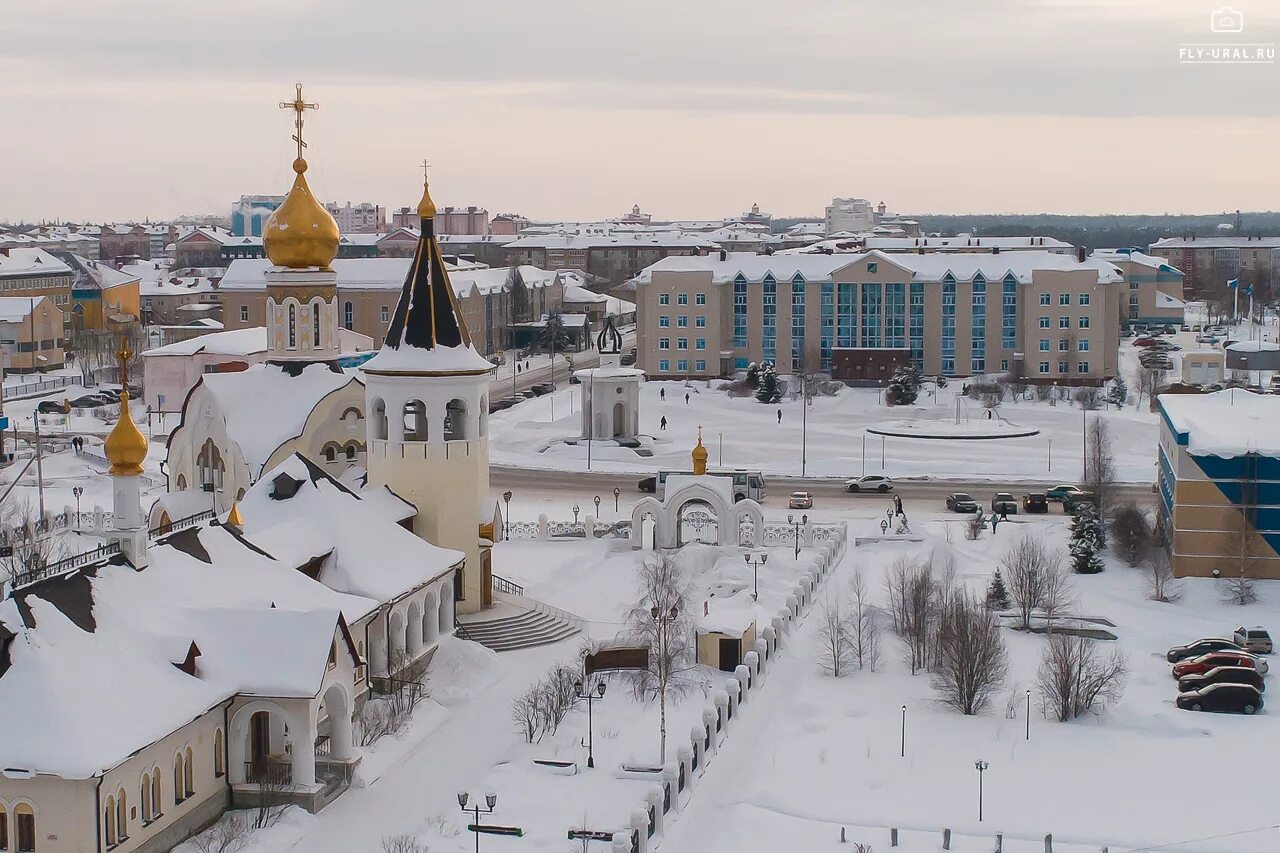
[[1109, 503, 1152, 567], [1036, 635, 1127, 721], [191, 814, 251, 853], [1040, 558, 1073, 633], [625, 554, 695, 763], [254, 769, 290, 829], [1074, 387, 1102, 411], [931, 592, 1009, 715], [1136, 366, 1166, 409], [964, 512, 985, 541], [2, 499, 70, 586], [883, 554, 939, 675], [815, 594, 852, 677], [1222, 573, 1258, 606], [380, 834, 425, 853], [1083, 416, 1116, 518], [850, 569, 881, 672], [1002, 536, 1053, 630], [1142, 549, 1180, 603]]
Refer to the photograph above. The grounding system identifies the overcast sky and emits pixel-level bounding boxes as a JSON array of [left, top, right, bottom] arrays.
[[2, 0, 1277, 222]]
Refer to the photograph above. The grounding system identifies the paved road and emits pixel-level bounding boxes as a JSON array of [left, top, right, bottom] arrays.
[[491, 465, 1158, 508], [490, 330, 636, 400]]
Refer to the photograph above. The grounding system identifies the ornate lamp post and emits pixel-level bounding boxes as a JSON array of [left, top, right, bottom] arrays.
[[787, 513, 807, 559], [573, 679, 607, 768], [572, 504, 580, 525], [502, 490, 512, 539], [613, 486, 621, 513], [593, 495, 601, 517], [974, 760, 989, 821], [457, 791, 499, 853], [72, 486, 84, 529], [743, 550, 768, 601]]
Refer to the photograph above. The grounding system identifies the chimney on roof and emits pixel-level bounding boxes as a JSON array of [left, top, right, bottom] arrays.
[[1077, 246, 1086, 263], [719, 249, 727, 261]]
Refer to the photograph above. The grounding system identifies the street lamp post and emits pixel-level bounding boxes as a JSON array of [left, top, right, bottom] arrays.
[[573, 679, 607, 768], [593, 495, 601, 518], [743, 550, 768, 601], [572, 504, 580, 525], [613, 487, 621, 513], [72, 486, 83, 529], [457, 791, 499, 853], [975, 760, 989, 821], [900, 704, 906, 757], [788, 513, 807, 559], [502, 490, 512, 539], [1025, 689, 1031, 740]]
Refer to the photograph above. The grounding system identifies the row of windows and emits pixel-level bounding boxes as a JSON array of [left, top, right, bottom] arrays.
[[658, 293, 706, 306], [657, 315, 707, 328], [242, 302, 392, 327], [657, 338, 708, 350], [102, 734, 220, 850], [1038, 338, 1091, 352], [1038, 316, 1092, 329], [1038, 292, 1092, 306], [1037, 361, 1092, 374], [732, 280, 747, 348], [762, 278, 777, 362], [657, 359, 707, 372], [0, 278, 67, 291], [0, 803, 35, 852]]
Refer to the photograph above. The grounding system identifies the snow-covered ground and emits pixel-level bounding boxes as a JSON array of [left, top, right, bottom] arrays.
[[490, 346, 1166, 484]]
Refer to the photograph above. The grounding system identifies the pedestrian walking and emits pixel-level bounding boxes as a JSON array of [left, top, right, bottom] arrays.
[[893, 494, 903, 516], [684, 393, 690, 405], [660, 388, 665, 401], [777, 409, 782, 424], [660, 416, 668, 431]]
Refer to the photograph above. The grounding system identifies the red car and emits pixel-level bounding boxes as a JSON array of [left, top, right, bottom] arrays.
[[1172, 651, 1267, 679], [1133, 337, 1158, 347]]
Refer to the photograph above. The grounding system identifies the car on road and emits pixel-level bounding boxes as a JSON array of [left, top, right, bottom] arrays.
[[1177, 666, 1265, 694], [991, 492, 1018, 515], [845, 475, 893, 493], [788, 491, 814, 509], [1232, 626, 1273, 654], [946, 492, 978, 513], [530, 383, 555, 396], [1167, 637, 1246, 664], [1022, 493, 1049, 513], [1046, 485, 1089, 503], [36, 400, 69, 414], [1176, 683, 1263, 714], [71, 393, 113, 408], [489, 399, 515, 413]]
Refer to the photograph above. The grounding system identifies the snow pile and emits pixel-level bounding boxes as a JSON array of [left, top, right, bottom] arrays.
[[425, 635, 501, 706]]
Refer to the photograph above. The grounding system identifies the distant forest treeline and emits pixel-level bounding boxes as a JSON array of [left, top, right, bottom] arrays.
[[774, 212, 1280, 251]]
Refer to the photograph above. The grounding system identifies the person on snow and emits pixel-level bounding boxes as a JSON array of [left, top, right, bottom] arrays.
[[660, 416, 668, 431]]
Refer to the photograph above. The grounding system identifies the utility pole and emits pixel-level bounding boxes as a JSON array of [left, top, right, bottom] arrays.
[[30, 299, 44, 519], [801, 371, 808, 477]]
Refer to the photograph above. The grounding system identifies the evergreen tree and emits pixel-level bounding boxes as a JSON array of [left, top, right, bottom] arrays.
[[537, 312, 573, 355], [1105, 375, 1128, 407], [885, 364, 922, 406], [1069, 503, 1106, 574], [986, 569, 1010, 610], [745, 362, 760, 390], [755, 363, 782, 403]]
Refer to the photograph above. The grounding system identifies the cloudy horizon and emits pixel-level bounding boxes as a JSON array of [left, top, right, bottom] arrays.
[[2, 0, 1278, 223]]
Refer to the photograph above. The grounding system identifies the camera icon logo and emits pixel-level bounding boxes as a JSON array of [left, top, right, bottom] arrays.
[[1211, 6, 1245, 33]]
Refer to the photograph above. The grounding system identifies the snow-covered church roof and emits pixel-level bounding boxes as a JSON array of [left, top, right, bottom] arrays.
[[361, 183, 493, 376]]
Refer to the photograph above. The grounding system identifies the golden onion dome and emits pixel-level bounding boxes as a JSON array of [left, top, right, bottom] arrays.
[[226, 501, 244, 528], [263, 157, 340, 270], [417, 179, 437, 219], [692, 427, 708, 475], [105, 391, 148, 476]]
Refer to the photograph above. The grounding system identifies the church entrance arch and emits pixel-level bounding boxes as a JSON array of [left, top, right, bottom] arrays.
[[318, 683, 352, 762], [677, 499, 718, 547]]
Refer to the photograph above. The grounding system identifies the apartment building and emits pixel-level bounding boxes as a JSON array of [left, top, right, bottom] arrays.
[[0, 296, 65, 373], [325, 201, 387, 234], [218, 258, 563, 356], [1149, 235, 1280, 303], [631, 249, 1127, 384], [506, 232, 716, 288], [0, 249, 75, 323], [1092, 249, 1186, 326]]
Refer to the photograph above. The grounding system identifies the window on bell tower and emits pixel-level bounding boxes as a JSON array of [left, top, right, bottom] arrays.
[[288, 304, 297, 349], [312, 302, 321, 349]]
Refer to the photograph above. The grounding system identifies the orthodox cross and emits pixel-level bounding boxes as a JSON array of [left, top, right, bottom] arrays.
[[279, 82, 320, 161], [421, 158, 431, 184], [116, 337, 133, 388]]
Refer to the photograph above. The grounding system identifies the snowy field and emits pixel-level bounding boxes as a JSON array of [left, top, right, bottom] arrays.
[[490, 347, 1167, 484], [179, 497, 1280, 853]]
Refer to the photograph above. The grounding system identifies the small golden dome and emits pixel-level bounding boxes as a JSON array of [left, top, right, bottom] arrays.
[[692, 427, 708, 475], [263, 158, 340, 270], [417, 180, 437, 219], [105, 391, 147, 477], [226, 501, 244, 528]]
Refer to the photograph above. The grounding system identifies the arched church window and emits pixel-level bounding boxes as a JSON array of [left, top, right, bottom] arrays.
[[344, 442, 360, 461], [343, 301, 353, 330], [288, 304, 297, 349], [403, 400, 428, 442], [370, 399, 387, 441], [323, 444, 338, 463], [313, 302, 322, 349], [104, 797, 116, 847], [444, 398, 468, 441]]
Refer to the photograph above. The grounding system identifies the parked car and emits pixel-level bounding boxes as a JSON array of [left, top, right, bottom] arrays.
[[788, 491, 814, 509], [1162, 324, 1179, 335], [1176, 683, 1263, 714], [1232, 626, 1273, 654], [71, 394, 112, 408], [1062, 492, 1097, 514], [489, 399, 514, 413], [991, 492, 1018, 515], [1195, 334, 1221, 345], [1046, 485, 1089, 503], [1166, 637, 1246, 663], [1133, 337, 1158, 348], [1177, 666, 1265, 694], [530, 382, 555, 396], [638, 476, 657, 493], [1022, 493, 1049, 513], [946, 492, 978, 513], [501, 395, 525, 408], [36, 400, 68, 414], [1172, 651, 1268, 678], [845, 475, 893, 493]]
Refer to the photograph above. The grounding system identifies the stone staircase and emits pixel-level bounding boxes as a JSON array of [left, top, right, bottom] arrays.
[[456, 599, 581, 652]]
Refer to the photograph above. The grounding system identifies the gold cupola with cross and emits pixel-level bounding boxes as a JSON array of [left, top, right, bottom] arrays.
[[105, 338, 150, 568], [263, 83, 339, 271], [104, 339, 147, 477]]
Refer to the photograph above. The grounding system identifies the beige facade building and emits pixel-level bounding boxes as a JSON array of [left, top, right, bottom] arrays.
[[631, 249, 1132, 384], [1149, 235, 1280, 304], [0, 296, 64, 373], [218, 258, 563, 356], [1093, 249, 1187, 326]]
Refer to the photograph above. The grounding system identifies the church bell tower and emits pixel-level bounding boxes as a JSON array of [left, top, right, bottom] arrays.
[[361, 174, 495, 613]]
